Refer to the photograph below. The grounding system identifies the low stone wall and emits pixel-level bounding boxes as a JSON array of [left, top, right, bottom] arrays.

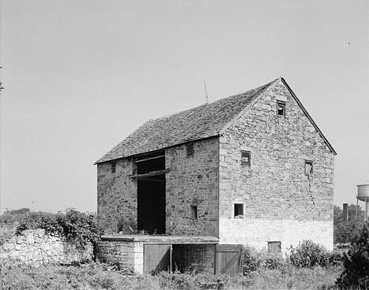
[[97, 237, 144, 274], [0, 229, 93, 264]]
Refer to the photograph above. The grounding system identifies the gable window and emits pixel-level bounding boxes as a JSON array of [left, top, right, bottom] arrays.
[[111, 161, 116, 173], [277, 101, 286, 116], [186, 143, 194, 157], [190, 205, 198, 220], [234, 203, 244, 218], [305, 160, 313, 176], [241, 151, 251, 167], [268, 241, 282, 254]]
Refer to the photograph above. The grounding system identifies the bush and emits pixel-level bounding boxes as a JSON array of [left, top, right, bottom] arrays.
[[242, 246, 286, 275], [287, 240, 332, 268], [15, 209, 102, 250], [336, 223, 369, 289]]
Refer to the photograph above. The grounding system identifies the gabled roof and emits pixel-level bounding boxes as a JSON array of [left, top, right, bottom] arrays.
[[96, 77, 336, 164]]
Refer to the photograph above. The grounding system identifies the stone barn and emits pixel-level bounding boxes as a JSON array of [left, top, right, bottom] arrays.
[[95, 77, 336, 275]]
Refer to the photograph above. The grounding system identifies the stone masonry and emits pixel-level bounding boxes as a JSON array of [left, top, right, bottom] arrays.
[[0, 229, 93, 264], [97, 138, 219, 236], [96, 77, 335, 256], [218, 79, 334, 251]]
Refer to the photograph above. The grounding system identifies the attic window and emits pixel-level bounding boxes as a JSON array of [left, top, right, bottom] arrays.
[[186, 143, 194, 157], [268, 241, 282, 254], [305, 160, 313, 176], [190, 205, 198, 220], [234, 203, 244, 219], [241, 151, 251, 167], [277, 101, 286, 116], [111, 161, 116, 173]]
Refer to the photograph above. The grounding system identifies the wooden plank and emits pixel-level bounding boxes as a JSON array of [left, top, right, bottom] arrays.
[[134, 155, 165, 163], [215, 244, 243, 276], [129, 169, 169, 179], [144, 244, 171, 275]]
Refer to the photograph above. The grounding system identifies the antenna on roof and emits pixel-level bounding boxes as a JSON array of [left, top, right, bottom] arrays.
[[203, 81, 209, 104]]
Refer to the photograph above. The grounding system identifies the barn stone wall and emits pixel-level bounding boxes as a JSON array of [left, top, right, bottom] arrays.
[[165, 138, 219, 236], [218, 79, 334, 251], [97, 158, 137, 234], [97, 138, 219, 236]]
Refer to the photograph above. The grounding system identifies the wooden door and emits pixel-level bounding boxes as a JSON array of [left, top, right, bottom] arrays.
[[144, 244, 171, 274], [215, 244, 243, 276]]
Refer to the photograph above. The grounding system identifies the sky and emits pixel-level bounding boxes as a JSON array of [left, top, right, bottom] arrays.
[[0, 0, 368, 213]]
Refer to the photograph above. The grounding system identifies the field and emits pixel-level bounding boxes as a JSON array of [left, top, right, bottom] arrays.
[[0, 260, 342, 290]]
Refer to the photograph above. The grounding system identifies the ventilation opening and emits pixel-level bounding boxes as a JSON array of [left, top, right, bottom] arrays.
[[277, 101, 286, 116], [111, 160, 116, 173], [234, 203, 244, 219], [135, 151, 166, 234], [305, 160, 313, 176], [268, 241, 281, 254], [241, 151, 251, 167], [186, 143, 194, 157], [191, 205, 198, 220]]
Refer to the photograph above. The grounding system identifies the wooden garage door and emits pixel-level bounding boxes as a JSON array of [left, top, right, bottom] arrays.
[[215, 244, 243, 276], [144, 244, 171, 274]]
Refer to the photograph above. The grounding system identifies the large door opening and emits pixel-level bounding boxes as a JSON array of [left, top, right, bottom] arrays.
[[135, 151, 166, 234]]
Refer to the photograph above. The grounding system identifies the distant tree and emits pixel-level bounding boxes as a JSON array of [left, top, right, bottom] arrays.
[[7, 208, 31, 215], [334, 204, 365, 244]]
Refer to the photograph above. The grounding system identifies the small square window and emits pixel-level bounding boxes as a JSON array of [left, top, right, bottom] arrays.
[[241, 151, 251, 167], [268, 241, 281, 254], [111, 161, 116, 173], [186, 143, 194, 157], [277, 101, 286, 116], [234, 203, 244, 218], [190, 205, 198, 220], [305, 160, 313, 176]]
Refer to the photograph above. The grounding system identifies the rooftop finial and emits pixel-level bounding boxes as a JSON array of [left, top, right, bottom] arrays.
[[203, 81, 209, 104]]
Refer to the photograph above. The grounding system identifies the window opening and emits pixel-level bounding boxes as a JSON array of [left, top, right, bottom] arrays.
[[111, 161, 116, 173], [241, 151, 251, 167], [190, 205, 198, 220], [277, 101, 286, 116], [305, 160, 313, 176], [234, 203, 244, 218], [268, 241, 281, 254], [186, 143, 194, 157]]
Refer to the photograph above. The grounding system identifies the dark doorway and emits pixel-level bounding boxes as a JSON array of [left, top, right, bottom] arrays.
[[135, 151, 166, 234], [137, 176, 165, 234]]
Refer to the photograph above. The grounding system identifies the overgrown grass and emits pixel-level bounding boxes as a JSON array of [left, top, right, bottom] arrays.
[[0, 261, 342, 290]]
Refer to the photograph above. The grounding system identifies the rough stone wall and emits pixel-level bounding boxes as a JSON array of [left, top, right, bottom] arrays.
[[219, 79, 334, 251], [173, 244, 215, 274], [97, 239, 143, 274], [165, 138, 219, 236], [0, 229, 93, 264], [97, 158, 137, 234]]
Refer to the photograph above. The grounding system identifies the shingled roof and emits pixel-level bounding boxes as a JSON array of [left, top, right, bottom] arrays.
[[96, 77, 336, 164], [96, 79, 278, 164]]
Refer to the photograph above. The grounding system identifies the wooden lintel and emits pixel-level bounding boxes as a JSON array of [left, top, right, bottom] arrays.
[[129, 169, 169, 179], [134, 155, 165, 163]]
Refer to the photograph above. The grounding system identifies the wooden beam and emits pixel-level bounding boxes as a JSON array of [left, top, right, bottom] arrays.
[[134, 155, 165, 163], [129, 169, 169, 179]]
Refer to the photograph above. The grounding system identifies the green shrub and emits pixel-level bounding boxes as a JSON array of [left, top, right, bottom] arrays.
[[336, 223, 369, 289], [15, 209, 102, 250], [242, 246, 286, 275], [287, 240, 331, 268]]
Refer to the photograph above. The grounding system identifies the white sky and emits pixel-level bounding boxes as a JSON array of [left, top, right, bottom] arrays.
[[1, 0, 368, 213]]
